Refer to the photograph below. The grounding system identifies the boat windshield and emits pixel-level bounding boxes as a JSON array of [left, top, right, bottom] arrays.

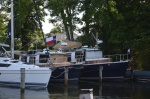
[[0, 63, 11, 67], [39, 54, 49, 63]]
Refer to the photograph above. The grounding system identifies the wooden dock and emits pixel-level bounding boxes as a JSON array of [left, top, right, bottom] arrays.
[[126, 70, 150, 82]]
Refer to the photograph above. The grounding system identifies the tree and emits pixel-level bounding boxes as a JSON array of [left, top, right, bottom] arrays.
[[0, 1, 9, 43], [4, 0, 47, 50], [113, 0, 150, 70], [46, 0, 80, 41]]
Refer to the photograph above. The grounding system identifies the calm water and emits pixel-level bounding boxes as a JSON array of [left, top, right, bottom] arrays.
[[0, 82, 150, 99]]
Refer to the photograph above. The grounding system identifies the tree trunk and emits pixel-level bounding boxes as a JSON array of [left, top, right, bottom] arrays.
[[66, 7, 74, 41], [61, 9, 70, 40]]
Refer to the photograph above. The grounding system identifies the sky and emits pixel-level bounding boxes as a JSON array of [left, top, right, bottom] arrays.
[[42, 15, 53, 34], [42, 10, 83, 35], [42, 16, 82, 36]]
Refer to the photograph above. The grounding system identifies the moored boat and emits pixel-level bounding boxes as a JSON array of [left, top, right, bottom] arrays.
[[0, 0, 52, 87], [0, 48, 52, 87], [71, 46, 129, 81], [19, 50, 83, 84]]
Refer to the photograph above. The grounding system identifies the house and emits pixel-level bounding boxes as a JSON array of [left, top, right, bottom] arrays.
[[50, 32, 81, 42]]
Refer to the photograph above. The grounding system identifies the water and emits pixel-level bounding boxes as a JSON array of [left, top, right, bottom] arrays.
[[0, 82, 150, 99]]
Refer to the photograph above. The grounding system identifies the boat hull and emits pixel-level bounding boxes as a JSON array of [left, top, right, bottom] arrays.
[[50, 64, 82, 83], [0, 69, 51, 87], [79, 61, 129, 81]]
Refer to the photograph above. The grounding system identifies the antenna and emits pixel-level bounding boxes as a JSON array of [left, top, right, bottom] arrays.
[[91, 33, 103, 45]]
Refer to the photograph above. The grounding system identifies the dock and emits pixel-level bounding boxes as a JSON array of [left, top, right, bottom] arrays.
[[125, 70, 150, 82]]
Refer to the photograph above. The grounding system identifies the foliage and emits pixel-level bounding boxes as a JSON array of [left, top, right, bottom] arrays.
[[50, 24, 63, 34], [77, 0, 150, 70], [113, 0, 150, 70], [45, 0, 80, 41], [0, 0, 46, 50], [1, 0, 150, 70], [0, 1, 9, 43]]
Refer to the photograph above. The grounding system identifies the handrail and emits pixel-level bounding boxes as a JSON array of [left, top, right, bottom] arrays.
[[104, 54, 129, 62]]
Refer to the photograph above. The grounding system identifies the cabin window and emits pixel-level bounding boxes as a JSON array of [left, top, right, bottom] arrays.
[[10, 61, 19, 63], [0, 63, 11, 67], [75, 51, 85, 62], [21, 56, 27, 62], [39, 54, 49, 63], [3, 60, 9, 62], [66, 53, 71, 62], [27, 50, 37, 54], [29, 57, 35, 64], [0, 51, 6, 57]]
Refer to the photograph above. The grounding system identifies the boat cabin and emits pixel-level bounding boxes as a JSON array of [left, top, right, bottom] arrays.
[[19, 50, 50, 67], [19, 46, 113, 67]]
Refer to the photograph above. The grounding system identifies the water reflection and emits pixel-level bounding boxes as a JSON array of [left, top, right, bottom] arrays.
[[0, 82, 150, 99], [78, 82, 150, 99], [48, 82, 150, 99], [48, 83, 79, 99], [79, 82, 132, 99], [0, 86, 50, 99]]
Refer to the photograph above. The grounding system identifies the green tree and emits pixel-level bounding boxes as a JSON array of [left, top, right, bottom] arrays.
[[4, 0, 46, 50], [113, 0, 150, 70], [46, 0, 80, 41], [0, 1, 9, 43]]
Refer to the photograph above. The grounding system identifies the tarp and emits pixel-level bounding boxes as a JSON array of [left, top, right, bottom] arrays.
[[53, 40, 82, 50]]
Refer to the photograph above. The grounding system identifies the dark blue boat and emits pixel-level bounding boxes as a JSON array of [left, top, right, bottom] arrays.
[[79, 61, 129, 81], [50, 64, 83, 83], [49, 45, 129, 82], [69, 46, 129, 82]]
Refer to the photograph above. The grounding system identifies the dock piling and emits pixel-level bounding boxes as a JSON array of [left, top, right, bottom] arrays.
[[99, 66, 103, 83], [20, 68, 25, 90], [64, 67, 68, 84]]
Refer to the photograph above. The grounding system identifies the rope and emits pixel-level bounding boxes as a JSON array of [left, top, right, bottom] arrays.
[[50, 67, 69, 78], [50, 71, 66, 78]]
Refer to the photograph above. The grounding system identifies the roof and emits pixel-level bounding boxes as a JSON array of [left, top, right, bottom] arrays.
[[50, 33, 80, 41], [53, 40, 82, 50]]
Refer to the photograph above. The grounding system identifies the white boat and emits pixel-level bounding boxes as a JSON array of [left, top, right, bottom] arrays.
[[0, 0, 52, 87], [0, 44, 52, 87]]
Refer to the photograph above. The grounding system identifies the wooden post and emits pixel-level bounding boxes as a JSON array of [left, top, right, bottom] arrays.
[[64, 67, 68, 85], [20, 89, 25, 99], [99, 84, 102, 97], [131, 66, 134, 81], [79, 89, 93, 99], [99, 66, 103, 83], [20, 68, 25, 90], [64, 85, 68, 99]]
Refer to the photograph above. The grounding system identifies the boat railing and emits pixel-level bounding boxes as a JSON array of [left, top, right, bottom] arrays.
[[20, 56, 72, 67], [103, 54, 129, 62]]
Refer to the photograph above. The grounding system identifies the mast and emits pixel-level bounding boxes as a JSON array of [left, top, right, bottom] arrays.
[[11, 0, 14, 59]]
